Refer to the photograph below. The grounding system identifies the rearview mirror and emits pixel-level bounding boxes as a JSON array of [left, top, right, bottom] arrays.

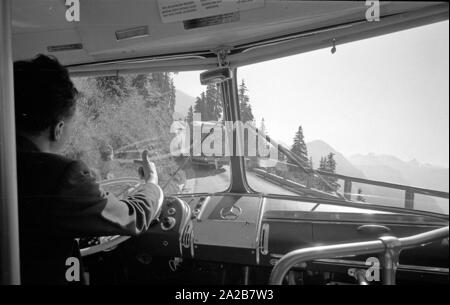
[[200, 67, 231, 85]]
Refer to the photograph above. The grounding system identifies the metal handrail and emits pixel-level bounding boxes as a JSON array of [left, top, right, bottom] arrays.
[[269, 158, 449, 210], [400, 226, 449, 249], [269, 226, 449, 285], [316, 170, 450, 200]]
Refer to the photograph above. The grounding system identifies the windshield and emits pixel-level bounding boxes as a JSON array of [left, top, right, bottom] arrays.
[[67, 22, 449, 215], [69, 72, 230, 195], [236, 21, 449, 214]]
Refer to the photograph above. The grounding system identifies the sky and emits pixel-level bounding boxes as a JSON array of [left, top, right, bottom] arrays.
[[173, 21, 449, 168]]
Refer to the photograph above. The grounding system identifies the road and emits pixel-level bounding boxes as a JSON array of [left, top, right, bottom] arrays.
[[183, 165, 297, 195]]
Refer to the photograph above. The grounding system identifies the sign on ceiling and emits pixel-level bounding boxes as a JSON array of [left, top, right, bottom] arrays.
[[157, 0, 265, 24]]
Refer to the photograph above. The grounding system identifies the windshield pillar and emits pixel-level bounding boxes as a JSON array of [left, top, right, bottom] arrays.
[[220, 68, 252, 193], [0, 0, 21, 285]]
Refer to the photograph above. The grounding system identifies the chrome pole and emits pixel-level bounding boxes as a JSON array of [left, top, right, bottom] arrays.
[[0, 0, 21, 285], [270, 226, 448, 285], [269, 240, 385, 285], [379, 236, 401, 285]]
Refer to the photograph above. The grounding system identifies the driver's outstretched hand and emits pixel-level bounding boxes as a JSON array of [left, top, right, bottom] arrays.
[[134, 150, 158, 185]]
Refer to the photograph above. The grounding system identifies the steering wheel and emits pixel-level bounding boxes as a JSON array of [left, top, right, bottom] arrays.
[[80, 177, 161, 257]]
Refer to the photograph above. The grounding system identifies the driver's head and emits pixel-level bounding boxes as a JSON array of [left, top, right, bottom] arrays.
[[14, 54, 78, 152]]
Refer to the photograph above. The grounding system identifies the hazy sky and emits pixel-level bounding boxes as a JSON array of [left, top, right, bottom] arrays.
[[173, 21, 449, 168]]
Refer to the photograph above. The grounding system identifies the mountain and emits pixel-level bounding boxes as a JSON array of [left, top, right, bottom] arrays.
[[348, 154, 410, 186], [349, 154, 449, 192], [306, 140, 366, 178], [306, 140, 448, 214], [173, 89, 195, 120], [350, 154, 449, 192], [349, 154, 448, 214]]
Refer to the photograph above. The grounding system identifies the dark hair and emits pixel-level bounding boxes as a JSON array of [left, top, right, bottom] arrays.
[[14, 54, 78, 135]]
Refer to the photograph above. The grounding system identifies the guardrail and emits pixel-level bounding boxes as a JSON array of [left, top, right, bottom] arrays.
[[269, 226, 449, 285], [252, 161, 449, 210], [315, 170, 449, 209], [252, 168, 339, 200]]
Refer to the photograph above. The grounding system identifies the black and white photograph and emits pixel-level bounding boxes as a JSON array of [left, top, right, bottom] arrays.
[[0, 0, 448, 292]]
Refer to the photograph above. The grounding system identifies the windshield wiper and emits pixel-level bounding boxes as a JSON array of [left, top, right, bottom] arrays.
[[162, 123, 219, 191], [163, 122, 346, 200], [246, 124, 346, 201]]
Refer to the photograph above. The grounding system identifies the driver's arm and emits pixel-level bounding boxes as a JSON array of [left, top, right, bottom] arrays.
[[47, 159, 163, 237]]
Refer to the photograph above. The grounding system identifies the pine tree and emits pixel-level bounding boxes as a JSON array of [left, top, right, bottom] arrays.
[[130, 73, 176, 109], [309, 156, 314, 169], [317, 154, 338, 191], [204, 83, 222, 121], [151, 72, 170, 92], [168, 77, 176, 111], [96, 76, 128, 99], [193, 93, 206, 118], [186, 106, 194, 124], [131, 74, 150, 98], [291, 125, 309, 165], [324, 153, 338, 190], [236, 80, 254, 160], [326, 153, 337, 173], [319, 157, 327, 171], [193, 85, 223, 122], [238, 80, 254, 123]]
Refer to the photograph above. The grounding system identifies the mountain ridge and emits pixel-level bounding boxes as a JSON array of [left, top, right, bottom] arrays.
[[307, 139, 448, 214], [307, 140, 366, 178], [173, 89, 196, 120]]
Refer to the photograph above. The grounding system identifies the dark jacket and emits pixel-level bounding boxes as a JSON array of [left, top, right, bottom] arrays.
[[16, 137, 162, 284]]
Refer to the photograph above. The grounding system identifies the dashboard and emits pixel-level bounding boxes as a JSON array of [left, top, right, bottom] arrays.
[[128, 193, 448, 283]]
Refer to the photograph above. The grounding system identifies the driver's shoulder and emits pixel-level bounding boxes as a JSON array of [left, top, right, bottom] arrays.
[[16, 152, 84, 197], [17, 151, 87, 181], [23, 151, 75, 168]]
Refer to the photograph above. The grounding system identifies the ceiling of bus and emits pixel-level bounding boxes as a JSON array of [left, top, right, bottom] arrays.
[[11, 0, 449, 74]]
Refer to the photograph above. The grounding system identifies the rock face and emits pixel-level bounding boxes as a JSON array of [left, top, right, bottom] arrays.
[[66, 73, 186, 194]]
